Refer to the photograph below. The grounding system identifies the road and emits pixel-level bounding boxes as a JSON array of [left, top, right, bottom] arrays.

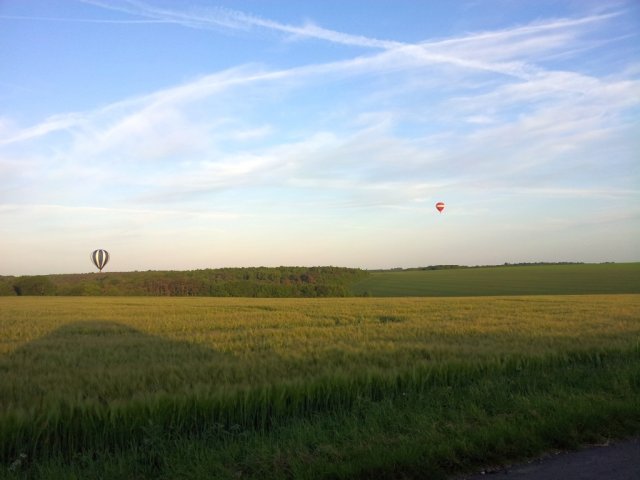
[[458, 437, 639, 480]]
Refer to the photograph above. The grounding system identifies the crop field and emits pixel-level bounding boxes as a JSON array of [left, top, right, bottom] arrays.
[[1, 295, 639, 479], [351, 263, 640, 296]]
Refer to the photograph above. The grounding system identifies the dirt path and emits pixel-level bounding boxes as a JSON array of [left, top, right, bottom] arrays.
[[458, 437, 639, 480]]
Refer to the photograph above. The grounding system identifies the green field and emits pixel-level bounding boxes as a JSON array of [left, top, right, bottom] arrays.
[[1, 295, 639, 479], [352, 263, 640, 296]]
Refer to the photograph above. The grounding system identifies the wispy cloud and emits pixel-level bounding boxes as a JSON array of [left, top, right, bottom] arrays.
[[79, 0, 626, 83], [79, 0, 401, 48], [0, 14, 169, 24], [0, 203, 240, 220], [3, 0, 627, 148], [0, 113, 86, 146]]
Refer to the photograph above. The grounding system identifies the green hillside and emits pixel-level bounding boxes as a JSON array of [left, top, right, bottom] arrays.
[[351, 263, 640, 296], [0, 266, 367, 297], [3, 263, 638, 297]]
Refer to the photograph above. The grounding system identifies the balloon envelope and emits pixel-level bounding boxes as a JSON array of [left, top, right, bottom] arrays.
[[435, 202, 445, 213], [91, 249, 109, 272]]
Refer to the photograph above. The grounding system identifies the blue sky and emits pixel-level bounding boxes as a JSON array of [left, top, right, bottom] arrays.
[[1, 0, 639, 275]]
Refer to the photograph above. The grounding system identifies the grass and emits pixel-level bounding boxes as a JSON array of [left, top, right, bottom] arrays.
[[351, 263, 640, 296], [0, 295, 639, 478]]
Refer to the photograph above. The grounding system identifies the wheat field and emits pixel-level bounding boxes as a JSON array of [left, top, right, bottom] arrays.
[[1, 295, 639, 479]]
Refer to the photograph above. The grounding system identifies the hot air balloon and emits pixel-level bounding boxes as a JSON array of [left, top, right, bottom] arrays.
[[435, 202, 445, 213], [91, 249, 110, 272]]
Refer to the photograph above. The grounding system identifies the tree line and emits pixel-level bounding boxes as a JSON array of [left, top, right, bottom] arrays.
[[371, 262, 586, 272], [0, 267, 369, 297]]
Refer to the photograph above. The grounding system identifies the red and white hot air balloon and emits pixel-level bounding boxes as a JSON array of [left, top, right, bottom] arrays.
[[435, 202, 445, 213]]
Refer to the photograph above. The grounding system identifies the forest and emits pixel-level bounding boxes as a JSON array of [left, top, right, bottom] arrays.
[[0, 266, 368, 297]]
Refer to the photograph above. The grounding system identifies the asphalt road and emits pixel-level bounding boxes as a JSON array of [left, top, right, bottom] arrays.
[[458, 437, 639, 480]]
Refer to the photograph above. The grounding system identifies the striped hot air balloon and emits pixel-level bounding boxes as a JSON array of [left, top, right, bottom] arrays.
[[91, 249, 110, 272], [435, 202, 445, 213]]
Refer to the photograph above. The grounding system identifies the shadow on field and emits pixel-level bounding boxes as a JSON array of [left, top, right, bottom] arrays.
[[2, 321, 239, 405], [1, 320, 265, 467]]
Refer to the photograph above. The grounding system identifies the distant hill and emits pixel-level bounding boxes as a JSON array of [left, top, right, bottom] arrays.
[[370, 261, 587, 272], [0, 266, 368, 297], [351, 263, 640, 296]]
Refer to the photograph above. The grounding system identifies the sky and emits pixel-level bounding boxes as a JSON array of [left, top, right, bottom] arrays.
[[1, 0, 639, 275]]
